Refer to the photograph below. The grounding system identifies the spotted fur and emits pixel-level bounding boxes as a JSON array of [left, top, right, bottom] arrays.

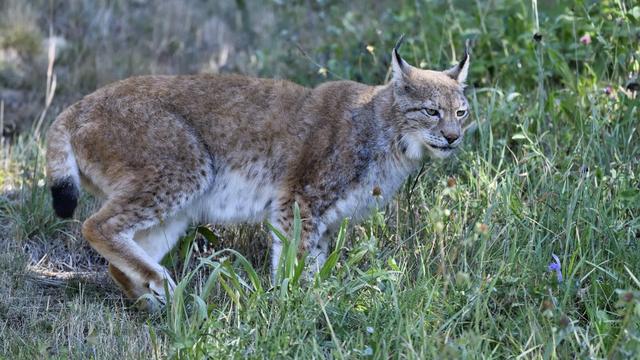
[[45, 43, 471, 306]]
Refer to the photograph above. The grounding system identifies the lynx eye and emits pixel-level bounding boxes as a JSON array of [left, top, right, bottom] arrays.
[[421, 108, 439, 117], [456, 109, 467, 117]]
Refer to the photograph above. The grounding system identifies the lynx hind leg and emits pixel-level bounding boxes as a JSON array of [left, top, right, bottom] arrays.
[[108, 263, 146, 300], [83, 173, 208, 306], [134, 214, 191, 263], [83, 199, 174, 305], [69, 106, 214, 306], [108, 215, 190, 303]]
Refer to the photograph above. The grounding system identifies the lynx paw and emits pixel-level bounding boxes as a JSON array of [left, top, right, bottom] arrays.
[[123, 268, 176, 312], [145, 268, 176, 307]]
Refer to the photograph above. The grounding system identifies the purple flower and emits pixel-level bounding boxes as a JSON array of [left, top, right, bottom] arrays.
[[548, 254, 563, 282], [580, 33, 591, 45]]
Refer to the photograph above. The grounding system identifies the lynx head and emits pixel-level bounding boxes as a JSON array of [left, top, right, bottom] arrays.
[[390, 38, 471, 160]]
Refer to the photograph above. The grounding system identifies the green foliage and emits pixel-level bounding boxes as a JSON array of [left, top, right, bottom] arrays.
[[1, 0, 639, 358], [270, 203, 307, 288], [1, 136, 68, 242], [0, 1, 41, 57], [156, 1, 640, 358], [163, 211, 400, 358]]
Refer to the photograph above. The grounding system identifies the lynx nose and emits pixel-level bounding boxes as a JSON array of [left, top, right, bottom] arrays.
[[442, 131, 459, 144]]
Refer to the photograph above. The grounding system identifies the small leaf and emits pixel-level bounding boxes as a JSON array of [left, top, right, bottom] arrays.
[[506, 92, 521, 102], [348, 249, 368, 266], [318, 251, 339, 281], [387, 257, 400, 271], [196, 225, 219, 247], [619, 189, 638, 199], [191, 294, 208, 322]]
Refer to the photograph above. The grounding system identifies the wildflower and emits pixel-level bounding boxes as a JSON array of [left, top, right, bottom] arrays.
[[474, 222, 489, 235], [366, 45, 375, 54], [363, 346, 373, 356], [603, 85, 617, 100], [318, 67, 328, 77], [615, 289, 639, 308], [579, 33, 591, 45], [540, 299, 555, 318], [548, 253, 563, 282], [366, 326, 374, 334]]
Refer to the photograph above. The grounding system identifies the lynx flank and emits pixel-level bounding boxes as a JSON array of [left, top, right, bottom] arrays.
[[46, 40, 471, 306]]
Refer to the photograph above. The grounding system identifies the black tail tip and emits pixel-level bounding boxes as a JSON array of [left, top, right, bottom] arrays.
[[50, 177, 79, 219]]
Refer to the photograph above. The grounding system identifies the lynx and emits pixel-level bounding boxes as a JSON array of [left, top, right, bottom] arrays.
[[46, 39, 471, 305]]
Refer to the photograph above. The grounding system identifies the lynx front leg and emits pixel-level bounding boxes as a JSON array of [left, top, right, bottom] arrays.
[[307, 229, 330, 274], [269, 198, 328, 282]]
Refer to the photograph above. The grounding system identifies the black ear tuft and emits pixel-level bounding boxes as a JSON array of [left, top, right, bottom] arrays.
[[444, 39, 472, 84], [459, 38, 471, 68], [393, 34, 406, 65], [391, 34, 410, 81]]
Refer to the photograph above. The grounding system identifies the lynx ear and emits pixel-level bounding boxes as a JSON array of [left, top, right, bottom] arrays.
[[391, 34, 411, 82], [445, 39, 471, 84]]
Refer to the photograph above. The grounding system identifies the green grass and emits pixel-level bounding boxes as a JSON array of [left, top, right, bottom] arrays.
[[1, 0, 639, 358]]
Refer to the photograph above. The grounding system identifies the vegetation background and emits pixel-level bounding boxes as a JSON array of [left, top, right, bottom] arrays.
[[0, 0, 639, 358]]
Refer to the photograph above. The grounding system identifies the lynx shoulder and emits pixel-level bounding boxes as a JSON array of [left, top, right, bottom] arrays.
[[46, 40, 471, 307]]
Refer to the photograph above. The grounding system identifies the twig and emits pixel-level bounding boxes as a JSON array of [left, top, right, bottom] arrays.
[[33, 25, 58, 139], [0, 100, 4, 151], [315, 293, 345, 359], [292, 41, 347, 81]]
